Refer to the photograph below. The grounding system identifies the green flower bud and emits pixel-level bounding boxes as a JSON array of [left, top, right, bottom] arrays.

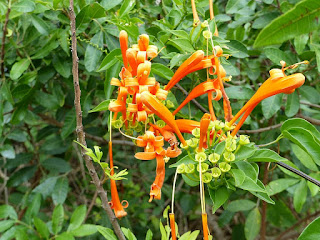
[[211, 167, 222, 178], [223, 122, 235, 131], [239, 135, 250, 145], [185, 163, 195, 174], [201, 20, 209, 28], [208, 153, 220, 164], [112, 119, 123, 129], [202, 172, 213, 183], [197, 163, 209, 173], [177, 164, 185, 174], [156, 120, 166, 128], [192, 128, 201, 138], [166, 100, 174, 109], [219, 162, 231, 172], [180, 142, 189, 150], [195, 152, 207, 162], [203, 30, 212, 39], [223, 151, 235, 162], [213, 120, 225, 130], [188, 138, 199, 148], [225, 138, 237, 152]]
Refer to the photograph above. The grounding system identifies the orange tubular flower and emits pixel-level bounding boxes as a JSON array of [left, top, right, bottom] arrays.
[[198, 113, 211, 151], [163, 119, 200, 134], [172, 80, 221, 115], [108, 142, 128, 219], [191, 0, 200, 26], [150, 155, 165, 201], [202, 213, 209, 240], [119, 30, 129, 68], [230, 69, 305, 136], [140, 91, 187, 146], [169, 213, 177, 240]]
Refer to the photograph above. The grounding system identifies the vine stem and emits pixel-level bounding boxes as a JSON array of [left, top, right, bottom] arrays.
[[68, 1, 125, 239]]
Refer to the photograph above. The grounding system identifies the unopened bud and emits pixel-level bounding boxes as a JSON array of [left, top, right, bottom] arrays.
[[195, 152, 207, 162], [239, 135, 250, 145], [223, 151, 235, 162], [211, 167, 221, 178], [192, 128, 201, 138], [197, 163, 209, 173], [208, 153, 220, 164], [219, 162, 231, 172], [202, 172, 213, 183], [166, 100, 174, 109], [185, 163, 195, 173], [177, 164, 185, 174]]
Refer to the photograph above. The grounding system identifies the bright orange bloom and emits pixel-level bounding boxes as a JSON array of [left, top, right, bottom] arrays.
[[135, 132, 181, 201], [230, 69, 305, 136], [198, 113, 211, 151], [119, 30, 129, 68], [163, 119, 200, 134], [108, 142, 128, 219], [140, 91, 186, 146], [202, 213, 209, 240], [169, 213, 177, 240], [172, 80, 221, 115]]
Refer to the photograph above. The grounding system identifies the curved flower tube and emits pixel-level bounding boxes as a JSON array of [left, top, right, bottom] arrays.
[[140, 91, 186, 146], [108, 142, 128, 219], [163, 119, 200, 133], [169, 213, 177, 240], [119, 30, 129, 68], [138, 34, 149, 51], [149, 155, 165, 202], [198, 113, 211, 151], [230, 69, 305, 136], [172, 80, 221, 115]]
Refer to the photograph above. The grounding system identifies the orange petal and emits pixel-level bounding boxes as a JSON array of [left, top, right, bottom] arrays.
[[108, 100, 126, 112], [126, 48, 138, 76], [147, 45, 158, 59], [149, 155, 165, 202], [170, 213, 177, 240], [166, 147, 182, 158], [202, 213, 209, 240], [198, 113, 211, 151], [172, 81, 220, 115], [119, 30, 129, 68], [163, 119, 200, 133], [137, 61, 151, 84], [141, 91, 186, 146], [110, 77, 121, 86], [138, 34, 149, 51], [135, 151, 156, 160], [109, 179, 128, 219]]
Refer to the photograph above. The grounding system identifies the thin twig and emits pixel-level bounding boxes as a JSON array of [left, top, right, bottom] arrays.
[[1, 0, 11, 79], [238, 123, 282, 134], [175, 83, 208, 113], [69, 1, 125, 239], [299, 101, 320, 109], [296, 113, 320, 126]]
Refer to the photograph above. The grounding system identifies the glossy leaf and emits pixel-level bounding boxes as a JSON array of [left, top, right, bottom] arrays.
[[293, 179, 307, 213], [209, 186, 230, 213], [9, 59, 30, 80], [33, 217, 50, 239], [97, 226, 117, 240], [245, 208, 261, 240], [266, 178, 300, 196], [52, 177, 69, 205], [298, 216, 320, 240], [89, 100, 111, 113], [226, 200, 256, 212], [52, 204, 64, 235]]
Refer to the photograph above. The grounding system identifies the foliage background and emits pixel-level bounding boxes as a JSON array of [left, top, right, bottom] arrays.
[[0, 0, 320, 239]]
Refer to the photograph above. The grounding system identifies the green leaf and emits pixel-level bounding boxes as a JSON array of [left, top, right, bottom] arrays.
[[263, 48, 293, 65], [119, 0, 135, 17], [244, 208, 261, 240], [52, 177, 69, 205], [42, 158, 71, 174], [293, 179, 307, 213], [33, 217, 50, 239], [8, 166, 36, 187], [235, 161, 258, 182], [31, 15, 50, 35], [292, 143, 318, 171], [52, 204, 64, 235], [67, 205, 87, 232], [261, 94, 283, 119], [169, 154, 195, 168], [12, 0, 35, 12], [0, 220, 15, 233], [0, 205, 17, 220], [311, 43, 320, 72], [209, 186, 230, 213], [24, 193, 42, 224], [294, 34, 309, 54], [76, 3, 107, 28], [281, 118, 320, 139], [234, 146, 256, 162], [254, 0, 320, 47], [238, 177, 266, 193], [71, 224, 97, 237], [307, 173, 320, 197], [227, 40, 249, 58], [168, 38, 195, 53], [84, 32, 104, 72], [56, 233, 75, 240], [285, 91, 300, 117], [151, 63, 174, 81], [121, 227, 137, 240], [266, 178, 300, 196], [98, 49, 121, 72], [230, 169, 246, 186], [32, 38, 59, 59], [89, 100, 111, 113], [145, 229, 153, 240], [1, 81, 14, 104], [282, 127, 320, 166], [53, 55, 71, 78], [248, 149, 286, 163], [298, 216, 320, 240], [0, 144, 15, 159], [101, 0, 122, 11], [10, 59, 30, 80], [299, 86, 320, 104], [33, 177, 58, 198], [97, 226, 117, 240], [226, 0, 248, 14], [225, 86, 254, 100], [226, 200, 256, 212], [61, 110, 76, 139]]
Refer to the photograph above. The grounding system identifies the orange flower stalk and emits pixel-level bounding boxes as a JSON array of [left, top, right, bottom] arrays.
[[191, 0, 200, 26], [140, 91, 187, 146], [198, 113, 211, 151], [202, 213, 209, 240], [172, 80, 221, 115], [169, 213, 177, 240], [229, 69, 305, 136], [108, 141, 128, 218]]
